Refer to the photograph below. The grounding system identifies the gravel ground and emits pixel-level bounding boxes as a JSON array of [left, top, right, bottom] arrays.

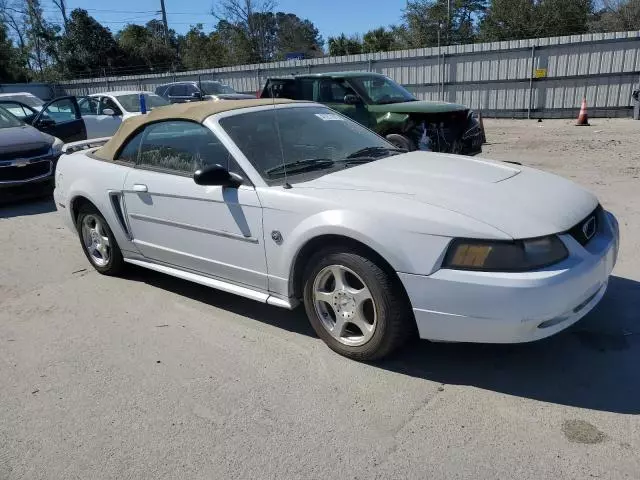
[[1, 119, 639, 480]]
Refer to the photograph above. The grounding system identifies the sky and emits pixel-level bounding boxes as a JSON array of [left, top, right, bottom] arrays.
[[45, 0, 408, 41]]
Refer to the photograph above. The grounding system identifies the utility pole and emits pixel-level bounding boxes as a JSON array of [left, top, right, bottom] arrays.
[[159, 0, 169, 45]]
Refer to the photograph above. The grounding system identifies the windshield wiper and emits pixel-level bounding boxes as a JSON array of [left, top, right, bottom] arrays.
[[346, 146, 406, 159], [265, 158, 335, 178]]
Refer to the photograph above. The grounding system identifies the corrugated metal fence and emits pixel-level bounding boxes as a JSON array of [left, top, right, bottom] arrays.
[[60, 31, 640, 118]]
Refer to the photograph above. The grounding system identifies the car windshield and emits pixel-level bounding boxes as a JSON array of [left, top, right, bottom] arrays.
[[219, 105, 398, 185], [0, 106, 24, 128], [0, 94, 44, 109], [349, 76, 416, 105], [200, 81, 237, 95], [115, 94, 170, 112]]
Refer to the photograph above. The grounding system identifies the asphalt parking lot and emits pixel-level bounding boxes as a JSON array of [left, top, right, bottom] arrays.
[[1, 119, 639, 480]]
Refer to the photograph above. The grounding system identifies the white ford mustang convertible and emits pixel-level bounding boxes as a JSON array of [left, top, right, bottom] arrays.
[[54, 99, 619, 360]]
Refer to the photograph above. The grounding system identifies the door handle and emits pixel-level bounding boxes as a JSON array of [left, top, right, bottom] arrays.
[[132, 184, 148, 192]]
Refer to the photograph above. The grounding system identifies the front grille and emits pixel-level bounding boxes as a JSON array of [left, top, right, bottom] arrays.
[[568, 205, 602, 246], [0, 145, 50, 161], [0, 160, 51, 182]]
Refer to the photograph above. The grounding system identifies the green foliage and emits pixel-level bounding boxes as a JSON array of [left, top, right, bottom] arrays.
[[58, 9, 123, 76], [328, 34, 363, 56], [362, 28, 397, 53], [179, 24, 231, 70], [480, 0, 592, 41], [0, 21, 27, 81], [117, 20, 178, 73]]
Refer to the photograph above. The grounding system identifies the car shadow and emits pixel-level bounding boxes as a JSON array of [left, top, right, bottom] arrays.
[[127, 268, 640, 414], [0, 196, 56, 219]]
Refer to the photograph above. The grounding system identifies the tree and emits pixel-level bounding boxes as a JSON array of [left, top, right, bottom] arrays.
[[179, 24, 230, 69], [536, 0, 592, 37], [399, 0, 486, 48], [23, 0, 60, 76], [0, 0, 28, 66], [362, 27, 396, 53], [480, 0, 592, 41], [117, 20, 178, 74], [212, 0, 276, 63], [0, 20, 27, 81], [273, 12, 323, 59], [51, 0, 68, 30], [328, 33, 363, 56], [480, 0, 537, 40], [58, 9, 122, 76], [589, 0, 640, 32]]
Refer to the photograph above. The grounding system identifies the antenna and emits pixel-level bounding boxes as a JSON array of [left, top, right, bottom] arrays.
[[270, 84, 291, 189]]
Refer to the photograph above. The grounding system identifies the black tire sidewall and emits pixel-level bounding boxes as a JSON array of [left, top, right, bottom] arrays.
[[385, 133, 416, 152], [302, 250, 405, 360], [76, 205, 123, 275]]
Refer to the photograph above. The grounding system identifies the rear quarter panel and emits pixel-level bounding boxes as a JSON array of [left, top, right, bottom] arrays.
[[55, 151, 136, 253]]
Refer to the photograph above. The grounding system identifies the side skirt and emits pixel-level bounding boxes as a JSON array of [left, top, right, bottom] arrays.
[[123, 258, 298, 310]]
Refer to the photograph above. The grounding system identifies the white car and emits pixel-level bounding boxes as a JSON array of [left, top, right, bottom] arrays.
[[77, 91, 169, 138], [54, 99, 619, 360]]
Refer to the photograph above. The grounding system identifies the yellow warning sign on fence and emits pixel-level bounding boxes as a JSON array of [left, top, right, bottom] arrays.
[[535, 68, 548, 78]]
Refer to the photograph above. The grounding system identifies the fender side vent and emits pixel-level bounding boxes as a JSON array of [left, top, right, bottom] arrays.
[[109, 192, 132, 239]]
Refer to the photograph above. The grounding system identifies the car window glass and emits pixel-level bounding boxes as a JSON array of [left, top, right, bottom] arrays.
[[184, 84, 198, 95], [200, 81, 236, 95], [264, 80, 297, 99], [317, 80, 349, 103], [219, 106, 393, 184], [0, 102, 28, 119], [137, 121, 234, 175], [43, 98, 76, 122], [116, 129, 144, 163], [100, 97, 122, 115], [297, 79, 314, 101], [349, 76, 415, 104], [169, 85, 188, 96], [0, 106, 23, 127], [79, 97, 99, 115], [115, 94, 169, 112]]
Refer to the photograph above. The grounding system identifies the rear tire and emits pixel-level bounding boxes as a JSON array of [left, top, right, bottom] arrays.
[[386, 133, 416, 152], [76, 204, 124, 276], [302, 248, 414, 361]]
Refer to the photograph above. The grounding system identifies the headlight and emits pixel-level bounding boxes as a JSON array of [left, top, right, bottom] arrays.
[[443, 236, 568, 272], [50, 137, 64, 156]]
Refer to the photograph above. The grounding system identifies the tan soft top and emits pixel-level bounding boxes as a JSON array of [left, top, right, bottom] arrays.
[[95, 98, 301, 160]]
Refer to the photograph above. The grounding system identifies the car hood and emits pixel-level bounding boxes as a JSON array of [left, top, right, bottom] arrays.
[[368, 100, 468, 114], [296, 151, 598, 239], [0, 125, 53, 156]]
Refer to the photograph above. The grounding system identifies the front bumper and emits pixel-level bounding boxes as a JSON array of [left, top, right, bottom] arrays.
[[400, 212, 619, 343]]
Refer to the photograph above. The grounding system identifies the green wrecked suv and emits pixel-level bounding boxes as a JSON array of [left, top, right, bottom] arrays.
[[259, 72, 483, 155]]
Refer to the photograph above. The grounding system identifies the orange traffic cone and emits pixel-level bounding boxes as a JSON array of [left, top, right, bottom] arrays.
[[576, 97, 590, 126]]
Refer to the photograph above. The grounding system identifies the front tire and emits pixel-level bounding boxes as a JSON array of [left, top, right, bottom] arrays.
[[302, 248, 414, 361], [76, 204, 124, 275]]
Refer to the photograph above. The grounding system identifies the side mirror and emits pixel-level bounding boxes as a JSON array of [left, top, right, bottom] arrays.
[[194, 164, 243, 188], [102, 108, 116, 116], [191, 91, 202, 99], [344, 94, 361, 105]]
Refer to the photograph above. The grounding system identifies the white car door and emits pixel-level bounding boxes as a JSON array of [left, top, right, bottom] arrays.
[[120, 120, 268, 291], [78, 96, 121, 138]]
